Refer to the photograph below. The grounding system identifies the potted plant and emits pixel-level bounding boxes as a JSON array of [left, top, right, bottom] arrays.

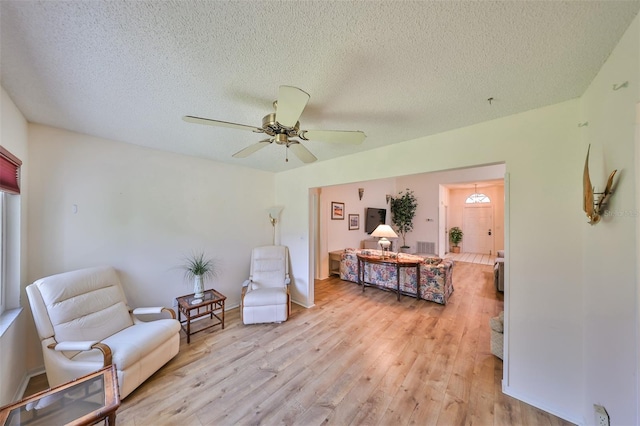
[[182, 251, 218, 303], [390, 189, 418, 253], [449, 227, 463, 253]]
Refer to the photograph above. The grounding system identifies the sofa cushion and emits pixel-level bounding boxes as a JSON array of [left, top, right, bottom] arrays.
[[421, 256, 442, 265], [490, 311, 504, 359], [33, 266, 134, 342], [53, 300, 133, 343], [71, 319, 180, 369], [250, 246, 288, 288], [244, 287, 288, 307], [489, 311, 504, 333], [491, 329, 504, 360]]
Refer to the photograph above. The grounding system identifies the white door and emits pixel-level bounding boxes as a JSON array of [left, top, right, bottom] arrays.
[[463, 205, 494, 254]]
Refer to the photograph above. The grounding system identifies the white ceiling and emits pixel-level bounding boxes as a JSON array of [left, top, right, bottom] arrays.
[[1, 1, 638, 173]]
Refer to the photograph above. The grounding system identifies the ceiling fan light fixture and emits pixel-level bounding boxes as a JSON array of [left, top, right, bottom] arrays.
[[262, 113, 300, 136], [184, 85, 366, 164], [274, 133, 288, 145]]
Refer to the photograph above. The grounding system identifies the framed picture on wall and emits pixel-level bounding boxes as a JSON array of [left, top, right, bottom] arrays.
[[348, 214, 359, 230], [331, 202, 345, 220]]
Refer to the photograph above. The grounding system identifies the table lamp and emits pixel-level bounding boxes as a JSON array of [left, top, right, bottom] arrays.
[[371, 224, 398, 259]]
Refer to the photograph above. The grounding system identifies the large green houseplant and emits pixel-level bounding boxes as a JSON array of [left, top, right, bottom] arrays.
[[181, 251, 218, 303], [390, 189, 418, 251], [449, 227, 463, 253]]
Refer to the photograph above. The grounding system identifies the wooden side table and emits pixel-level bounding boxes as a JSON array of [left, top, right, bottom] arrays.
[[328, 250, 343, 276], [176, 289, 226, 343], [0, 365, 120, 426], [356, 254, 421, 301]]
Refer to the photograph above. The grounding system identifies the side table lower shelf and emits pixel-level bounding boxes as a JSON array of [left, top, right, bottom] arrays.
[[176, 289, 226, 343], [328, 250, 343, 276]]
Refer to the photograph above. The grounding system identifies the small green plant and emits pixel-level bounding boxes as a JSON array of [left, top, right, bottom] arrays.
[[390, 189, 418, 248], [449, 227, 463, 247], [182, 251, 218, 281]]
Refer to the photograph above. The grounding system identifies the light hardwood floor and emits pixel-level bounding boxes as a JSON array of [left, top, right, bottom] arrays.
[[25, 262, 572, 425], [444, 252, 496, 265]]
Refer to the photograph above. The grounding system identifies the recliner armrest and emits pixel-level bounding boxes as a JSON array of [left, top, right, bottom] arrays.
[[47, 341, 113, 367], [132, 307, 176, 319], [49, 341, 98, 351]]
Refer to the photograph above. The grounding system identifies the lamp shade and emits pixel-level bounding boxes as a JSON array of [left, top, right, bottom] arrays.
[[370, 224, 398, 239]]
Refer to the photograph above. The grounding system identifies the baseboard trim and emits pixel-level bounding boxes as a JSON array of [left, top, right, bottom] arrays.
[[13, 366, 46, 402], [503, 384, 583, 425], [291, 298, 314, 309], [225, 303, 239, 311]]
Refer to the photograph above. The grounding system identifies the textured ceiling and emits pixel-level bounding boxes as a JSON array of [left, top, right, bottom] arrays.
[[1, 1, 639, 173]]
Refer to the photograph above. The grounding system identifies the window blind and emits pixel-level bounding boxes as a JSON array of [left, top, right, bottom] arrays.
[[0, 146, 22, 194]]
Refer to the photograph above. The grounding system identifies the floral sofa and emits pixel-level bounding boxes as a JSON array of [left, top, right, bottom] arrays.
[[339, 248, 454, 304]]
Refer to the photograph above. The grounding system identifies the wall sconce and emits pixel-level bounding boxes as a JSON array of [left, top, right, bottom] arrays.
[[386, 194, 391, 204], [583, 145, 617, 225], [267, 206, 284, 244], [358, 188, 364, 200]]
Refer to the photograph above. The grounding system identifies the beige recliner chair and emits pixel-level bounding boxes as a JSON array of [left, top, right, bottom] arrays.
[[26, 266, 181, 399], [241, 245, 291, 324]]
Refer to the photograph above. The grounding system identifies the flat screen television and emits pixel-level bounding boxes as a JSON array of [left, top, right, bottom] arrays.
[[365, 208, 387, 234]]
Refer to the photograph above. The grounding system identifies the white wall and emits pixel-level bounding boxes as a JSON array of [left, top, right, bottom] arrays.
[[323, 179, 395, 253], [317, 165, 505, 279], [276, 99, 584, 422], [26, 124, 276, 368], [579, 14, 639, 425], [0, 87, 29, 405], [395, 164, 505, 253], [316, 179, 395, 279]]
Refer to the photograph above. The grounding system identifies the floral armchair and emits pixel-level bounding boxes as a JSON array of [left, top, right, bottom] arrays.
[[339, 248, 454, 304]]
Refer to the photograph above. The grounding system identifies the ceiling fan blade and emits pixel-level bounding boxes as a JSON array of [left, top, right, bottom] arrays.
[[232, 139, 272, 158], [301, 129, 366, 145], [183, 115, 262, 133], [275, 86, 310, 128], [288, 141, 317, 163]]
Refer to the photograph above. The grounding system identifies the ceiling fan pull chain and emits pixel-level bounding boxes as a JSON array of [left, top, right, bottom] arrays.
[[286, 144, 289, 162]]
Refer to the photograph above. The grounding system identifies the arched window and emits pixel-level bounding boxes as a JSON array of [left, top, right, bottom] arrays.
[[465, 193, 490, 204]]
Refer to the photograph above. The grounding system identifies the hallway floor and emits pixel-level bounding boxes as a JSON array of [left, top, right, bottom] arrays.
[[444, 251, 496, 265]]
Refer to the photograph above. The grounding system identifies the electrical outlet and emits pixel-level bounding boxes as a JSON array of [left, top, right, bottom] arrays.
[[594, 404, 609, 426]]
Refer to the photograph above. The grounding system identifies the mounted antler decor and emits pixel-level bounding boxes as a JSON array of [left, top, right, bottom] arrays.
[[583, 144, 617, 225]]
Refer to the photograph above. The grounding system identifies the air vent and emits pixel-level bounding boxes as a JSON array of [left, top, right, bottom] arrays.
[[416, 241, 435, 254]]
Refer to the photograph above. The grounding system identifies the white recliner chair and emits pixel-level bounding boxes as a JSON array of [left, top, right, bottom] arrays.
[[26, 266, 181, 399], [241, 245, 291, 324]]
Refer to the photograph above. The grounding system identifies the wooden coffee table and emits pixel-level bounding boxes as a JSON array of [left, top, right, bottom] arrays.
[[0, 364, 120, 426], [176, 289, 226, 343]]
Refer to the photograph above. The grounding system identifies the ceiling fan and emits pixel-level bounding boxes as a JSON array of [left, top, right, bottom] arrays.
[[183, 85, 366, 163]]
